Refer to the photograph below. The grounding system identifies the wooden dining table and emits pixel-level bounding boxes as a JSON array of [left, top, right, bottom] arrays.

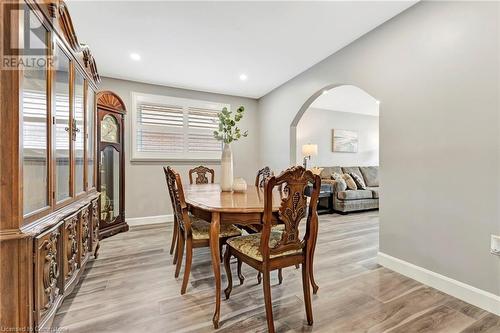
[[185, 183, 282, 329]]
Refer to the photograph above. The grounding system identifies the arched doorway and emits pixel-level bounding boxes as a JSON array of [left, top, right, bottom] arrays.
[[290, 84, 379, 166]]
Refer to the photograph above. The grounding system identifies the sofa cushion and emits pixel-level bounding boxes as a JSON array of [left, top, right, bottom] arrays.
[[337, 190, 373, 200], [359, 166, 379, 187], [350, 172, 367, 190], [320, 166, 342, 179], [342, 167, 363, 180], [367, 187, 380, 199], [342, 173, 357, 190]]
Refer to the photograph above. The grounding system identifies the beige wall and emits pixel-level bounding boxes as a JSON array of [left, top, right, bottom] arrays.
[[98, 77, 260, 219], [258, 1, 500, 296]]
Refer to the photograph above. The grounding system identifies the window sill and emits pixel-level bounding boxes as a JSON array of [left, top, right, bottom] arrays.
[[130, 157, 221, 164]]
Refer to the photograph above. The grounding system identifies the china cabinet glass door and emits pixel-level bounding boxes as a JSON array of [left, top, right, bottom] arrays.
[[54, 46, 71, 202], [87, 87, 95, 189], [21, 9, 49, 216], [74, 71, 85, 195]]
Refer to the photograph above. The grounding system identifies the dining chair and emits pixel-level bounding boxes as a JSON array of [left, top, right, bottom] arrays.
[[168, 165, 215, 264], [254, 166, 285, 285], [164, 166, 243, 294], [255, 166, 274, 187], [223, 166, 321, 333], [189, 165, 215, 184]]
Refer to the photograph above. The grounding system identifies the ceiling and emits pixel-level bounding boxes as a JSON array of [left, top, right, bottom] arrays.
[[310, 85, 379, 116], [67, 1, 415, 99]]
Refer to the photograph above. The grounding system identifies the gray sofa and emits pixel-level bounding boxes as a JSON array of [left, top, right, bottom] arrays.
[[319, 166, 379, 213]]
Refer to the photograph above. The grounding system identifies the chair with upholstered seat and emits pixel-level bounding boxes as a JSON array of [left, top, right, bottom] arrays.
[[164, 166, 243, 294], [254, 166, 286, 284], [167, 165, 215, 264], [189, 165, 215, 184], [223, 166, 321, 333]]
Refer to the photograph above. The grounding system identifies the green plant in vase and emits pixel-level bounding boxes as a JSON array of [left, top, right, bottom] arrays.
[[213, 106, 248, 143], [213, 106, 248, 191]]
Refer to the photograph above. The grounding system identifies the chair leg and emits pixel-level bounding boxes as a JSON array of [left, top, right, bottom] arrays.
[[278, 268, 283, 285], [181, 237, 193, 295], [309, 263, 319, 294], [237, 258, 245, 285], [219, 242, 224, 263], [170, 218, 178, 255], [257, 272, 262, 284], [295, 264, 300, 269], [175, 230, 185, 278], [309, 235, 319, 294], [262, 269, 275, 333], [302, 260, 313, 325], [172, 231, 179, 265], [172, 222, 179, 265], [223, 247, 233, 299]]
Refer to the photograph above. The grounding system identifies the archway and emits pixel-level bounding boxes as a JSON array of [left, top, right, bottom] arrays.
[[289, 84, 379, 166]]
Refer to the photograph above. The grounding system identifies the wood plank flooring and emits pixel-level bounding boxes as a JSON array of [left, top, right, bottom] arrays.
[[53, 212, 499, 332]]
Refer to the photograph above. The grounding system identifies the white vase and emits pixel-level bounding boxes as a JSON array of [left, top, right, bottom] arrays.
[[220, 143, 233, 191]]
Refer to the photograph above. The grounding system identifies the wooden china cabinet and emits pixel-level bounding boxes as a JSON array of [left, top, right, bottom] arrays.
[[0, 1, 101, 331], [97, 91, 128, 238]]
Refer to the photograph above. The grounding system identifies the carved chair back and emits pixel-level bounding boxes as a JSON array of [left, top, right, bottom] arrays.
[[255, 166, 274, 188], [261, 166, 320, 261], [164, 166, 191, 233], [189, 166, 215, 184]]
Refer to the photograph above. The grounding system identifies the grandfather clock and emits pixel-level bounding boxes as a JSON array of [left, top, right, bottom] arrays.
[[97, 91, 128, 238]]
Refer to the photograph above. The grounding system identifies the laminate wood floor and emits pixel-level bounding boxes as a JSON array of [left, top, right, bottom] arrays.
[[54, 212, 500, 333]]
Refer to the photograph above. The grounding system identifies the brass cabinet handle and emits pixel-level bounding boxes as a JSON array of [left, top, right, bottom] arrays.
[[70, 119, 80, 141]]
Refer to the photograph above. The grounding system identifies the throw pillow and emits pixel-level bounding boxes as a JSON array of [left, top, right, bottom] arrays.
[[334, 177, 347, 192], [331, 172, 343, 180], [342, 173, 357, 190], [350, 172, 367, 190], [309, 167, 324, 176]]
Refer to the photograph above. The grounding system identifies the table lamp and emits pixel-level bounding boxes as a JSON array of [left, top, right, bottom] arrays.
[[302, 144, 318, 169]]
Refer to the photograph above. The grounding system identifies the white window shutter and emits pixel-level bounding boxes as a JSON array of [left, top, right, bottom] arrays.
[[136, 103, 184, 153], [187, 107, 221, 153], [133, 96, 226, 160]]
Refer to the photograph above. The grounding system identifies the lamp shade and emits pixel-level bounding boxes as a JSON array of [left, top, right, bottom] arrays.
[[302, 144, 318, 157]]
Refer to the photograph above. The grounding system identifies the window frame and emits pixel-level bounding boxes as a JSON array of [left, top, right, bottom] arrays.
[[131, 92, 228, 162]]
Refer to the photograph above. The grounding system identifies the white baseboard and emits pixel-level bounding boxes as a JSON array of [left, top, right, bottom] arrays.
[[377, 252, 500, 316], [126, 214, 173, 226]]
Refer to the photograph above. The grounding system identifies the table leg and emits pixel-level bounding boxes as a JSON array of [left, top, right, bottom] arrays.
[[210, 212, 221, 328]]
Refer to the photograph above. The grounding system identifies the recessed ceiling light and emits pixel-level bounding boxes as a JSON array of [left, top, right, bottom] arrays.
[[130, 53, 141, 61], [239, 74, 248, 81]]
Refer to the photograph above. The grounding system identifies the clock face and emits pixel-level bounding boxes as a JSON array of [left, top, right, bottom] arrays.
[[101, 115, 119, 143]]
